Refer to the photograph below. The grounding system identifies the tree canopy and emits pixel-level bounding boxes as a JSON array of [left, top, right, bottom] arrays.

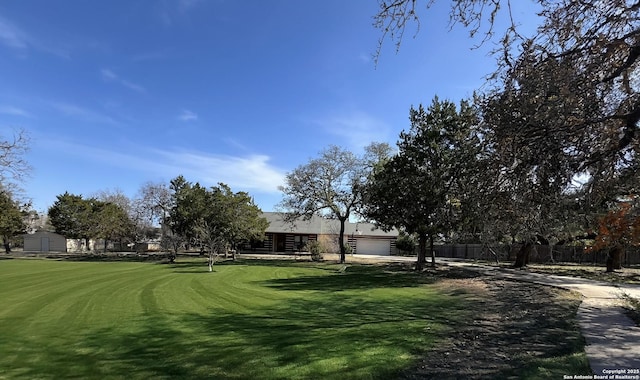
[[48, 193, 94, 240], [0, 190, 26, 253], [165, 176, 268, 268], [363, 98, 480, 269], [48, 192, 134, 251], [375, 0, 639, 192]]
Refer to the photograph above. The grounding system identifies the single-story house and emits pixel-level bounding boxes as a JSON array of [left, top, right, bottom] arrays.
[[23, 231, 67, 252], [248, 212, 398, 256]]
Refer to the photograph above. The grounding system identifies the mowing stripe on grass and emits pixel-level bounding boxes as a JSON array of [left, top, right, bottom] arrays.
[[0, 258, 471, 379]]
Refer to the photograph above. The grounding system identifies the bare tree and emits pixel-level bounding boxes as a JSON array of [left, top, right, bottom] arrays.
[[375, 0, 639, 168], [278, 144, 390, 263], [0, 128, 31, 193], [93, 188, 132, 213], [135, 181, 173, 244], [136, 182, 172, 224]]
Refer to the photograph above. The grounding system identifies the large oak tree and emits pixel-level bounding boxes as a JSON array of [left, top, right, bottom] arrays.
[[278, 144, 391, 263]]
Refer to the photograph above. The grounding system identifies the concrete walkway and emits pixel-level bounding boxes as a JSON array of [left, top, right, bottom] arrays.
[[432, 259, 640, 376]]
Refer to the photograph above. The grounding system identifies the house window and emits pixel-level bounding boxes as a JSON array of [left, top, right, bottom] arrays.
[[294, 235, 309, 251]]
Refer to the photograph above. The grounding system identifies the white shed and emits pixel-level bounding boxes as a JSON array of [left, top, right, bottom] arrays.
[[23, 231, 67, 252]]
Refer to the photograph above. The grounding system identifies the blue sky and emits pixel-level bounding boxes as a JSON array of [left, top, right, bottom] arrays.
[[0, 1, 538, 214]]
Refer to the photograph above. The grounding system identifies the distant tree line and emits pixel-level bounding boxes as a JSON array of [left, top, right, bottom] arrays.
[[44, 177, 268, 266]]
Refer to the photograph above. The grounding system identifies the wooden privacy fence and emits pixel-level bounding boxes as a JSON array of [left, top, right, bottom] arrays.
[[432, 244, 640, 266]]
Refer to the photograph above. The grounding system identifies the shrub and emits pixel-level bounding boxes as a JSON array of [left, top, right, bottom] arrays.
[[395, 234, 417, 254], [305, 240, 324, 261]]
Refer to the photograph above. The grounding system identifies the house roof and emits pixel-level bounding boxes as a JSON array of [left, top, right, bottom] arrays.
[[263, 212, 397, 237]]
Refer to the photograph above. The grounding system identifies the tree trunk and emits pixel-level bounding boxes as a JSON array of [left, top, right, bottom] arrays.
[[507, 236, 516, 261], [3, 237, 10, 253], [514, 242, 533, 268], [416, 233, 427, 271], [606, 246, 623, 272], [484, 244, 500, 264], [339, 218, 346, 264], [429, 234, 436, 268]]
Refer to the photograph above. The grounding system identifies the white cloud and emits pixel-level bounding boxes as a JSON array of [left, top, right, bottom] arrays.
[[121, 80, 146, 93], [100, 69, 117, 81], [157, 0, 204, 26], [223, 137, 249, 152], [178, 0, 203, 12], [0, 105, 31, 117], [50, 102, 118, 126], [49, 140, 286, 194], [159, 150, 285, 192], [0, 16, 69, 58], [0, 16, 28, 50], [178, 109, 198, 122], [314, 111, 392, 150], [100, 68, 146, 93], [358, 53, 371, 64]]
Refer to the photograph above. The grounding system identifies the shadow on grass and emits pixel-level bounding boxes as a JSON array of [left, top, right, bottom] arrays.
[[2, 282, 467, 380], [168, 259, 484, 291], [261, 265, 439, 292], [527, 265, 640, 285], [60, 253, 171, 263], [402, 279, 590, 379], [168, 258, 321, 274]]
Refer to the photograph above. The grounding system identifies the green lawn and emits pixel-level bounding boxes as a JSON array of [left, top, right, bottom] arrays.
[[0, 258, 469, 379]]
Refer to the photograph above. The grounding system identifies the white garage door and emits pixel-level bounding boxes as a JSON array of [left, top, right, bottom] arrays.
[[356, 239, 390, 255]]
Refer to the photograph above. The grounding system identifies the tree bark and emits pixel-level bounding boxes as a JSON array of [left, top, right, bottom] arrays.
[[416, 233, 427, 271], [606, 246, 623, 272], [208, 252, 214, 272], [514, 242, 533, 268], [339, 217, 346, 264], [3, 237, 11, 253], [429, 233, 436, 268]]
